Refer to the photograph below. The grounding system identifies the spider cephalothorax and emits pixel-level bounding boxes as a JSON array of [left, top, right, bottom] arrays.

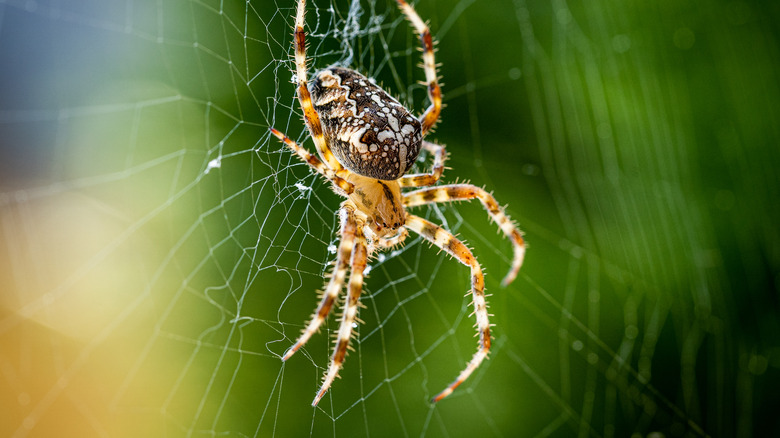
[[270, 0, 526, 406]]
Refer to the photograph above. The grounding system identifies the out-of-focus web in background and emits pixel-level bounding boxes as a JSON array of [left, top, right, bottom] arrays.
[[0, 0, 778, 437]]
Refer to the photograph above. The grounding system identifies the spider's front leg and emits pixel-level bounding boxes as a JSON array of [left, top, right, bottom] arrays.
[[404, 184, 526, 285], [283, 204, 357, 361], [313, 218, 369, 406], [404, 214, 490, 403]]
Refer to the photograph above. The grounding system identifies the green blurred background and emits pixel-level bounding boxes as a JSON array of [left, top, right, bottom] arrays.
[[1, 0, 778, 436]]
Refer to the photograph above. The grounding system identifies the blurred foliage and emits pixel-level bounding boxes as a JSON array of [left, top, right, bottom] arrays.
[[1, 0, 778, 437]]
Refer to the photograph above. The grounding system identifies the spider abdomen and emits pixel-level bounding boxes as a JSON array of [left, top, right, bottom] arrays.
[[309, 67, 422, 180]]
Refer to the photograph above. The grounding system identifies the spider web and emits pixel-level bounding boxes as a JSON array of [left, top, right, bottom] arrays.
[[1, 0, 779, 437]]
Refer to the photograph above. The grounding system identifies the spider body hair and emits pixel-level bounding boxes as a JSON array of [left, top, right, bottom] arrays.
[[271, 0, 526, 407]]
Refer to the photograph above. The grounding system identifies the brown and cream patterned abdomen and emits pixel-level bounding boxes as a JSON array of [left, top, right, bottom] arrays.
[[309, 67, 422, 180]]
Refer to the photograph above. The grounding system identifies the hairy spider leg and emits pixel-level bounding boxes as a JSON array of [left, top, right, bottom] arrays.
[[372, 227, 409, 251], [270, 128, 354, 195], [404, 214, 490, 403], [396, 0, 442, 136], [294, 0, 342, 170], [283, 204, 358, 361], [399, 141, 448, 188], [404, 184, 526, 286], [313, 218, 369, 406]]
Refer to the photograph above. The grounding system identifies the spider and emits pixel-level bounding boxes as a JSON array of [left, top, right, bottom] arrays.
[[270, 0, 525, 406]]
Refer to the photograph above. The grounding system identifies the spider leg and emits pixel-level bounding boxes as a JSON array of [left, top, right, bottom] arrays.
[[283, 204, 357, 361], [294, 0, 343, 170], [399, 141, 447, 188], [404, 214, 490, 403], [313, 219, 369, 406], [371, 227, 409, 252], [396, 0, 441, 136], [270, 128, 354, 195], [404, 184, 526, 286]]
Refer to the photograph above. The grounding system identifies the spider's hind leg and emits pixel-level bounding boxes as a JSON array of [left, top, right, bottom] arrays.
[[396, 0, 442, 136], [293, 0, 343, 170]]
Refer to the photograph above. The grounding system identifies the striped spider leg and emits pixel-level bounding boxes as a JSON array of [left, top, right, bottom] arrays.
[[399, 141, 447, 188], [403, 214, 489, 402], [372, 227, 409, 251], [292, 0, 342, 171], [396, 0, 442, 135], [269, 128, 354, 195], [403, 184, 526, 402], [281, 204, 358, 363], [314, 206, 369, 406], [404, 185, 526, 286], [269, 130, 367, 406]]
